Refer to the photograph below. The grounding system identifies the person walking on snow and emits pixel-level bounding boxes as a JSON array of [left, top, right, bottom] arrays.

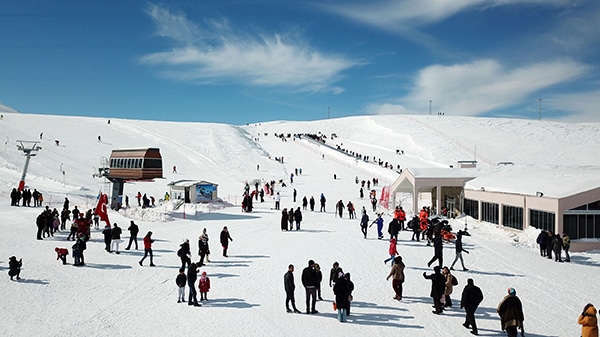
[[284, 264, 301, 313], [220, 226, 233, 257], [139, 231, 155, 266], [370, 213, 384, 239], [386, 256, 405, 301], [319, 194, 326, 212], [460, 278, 484, 335], [497, 287, 525, 337], [360, 211, 369, 238], [450, 230, 470, 271], [125, 220, 139, 250], [384, 238, 399, 265]]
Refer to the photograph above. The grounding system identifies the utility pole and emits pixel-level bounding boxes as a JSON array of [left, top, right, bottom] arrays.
[[538, 98, 542, 120], [429, 100, 432, 115], [328, 106, 330, 119], [16, 140, 42, 191]]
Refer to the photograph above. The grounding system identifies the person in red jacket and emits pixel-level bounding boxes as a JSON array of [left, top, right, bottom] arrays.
[[139, 231, 155, 266], [55, 247, 69, 265], [398, 207, 406, 231], [199, 271, 211, 301]]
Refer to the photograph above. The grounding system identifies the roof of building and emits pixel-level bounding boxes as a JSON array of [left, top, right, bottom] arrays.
[[464, 165, 600, 198]]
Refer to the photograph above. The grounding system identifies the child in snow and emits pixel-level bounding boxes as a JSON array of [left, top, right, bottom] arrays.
[[55, 247, 69, 265], [72, 242, 82, 266], [176, 267, 187, 303], [384, 238, 399, 266], [199, 271, 211, 301]]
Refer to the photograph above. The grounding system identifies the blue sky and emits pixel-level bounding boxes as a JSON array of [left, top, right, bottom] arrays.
[[1, 0, 599, 124]]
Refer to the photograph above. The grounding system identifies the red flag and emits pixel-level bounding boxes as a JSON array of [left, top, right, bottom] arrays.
[[95, 193, 111, 228]]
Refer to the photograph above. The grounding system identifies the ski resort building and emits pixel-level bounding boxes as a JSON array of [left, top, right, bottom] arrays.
[[168, 180, 219, 204], [389, 166, 600, 252]]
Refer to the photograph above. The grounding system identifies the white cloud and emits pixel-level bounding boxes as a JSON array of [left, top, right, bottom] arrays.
[[141, 4, 358, 93], [322, 0, 571, 32], [368, 59, 588, 117]]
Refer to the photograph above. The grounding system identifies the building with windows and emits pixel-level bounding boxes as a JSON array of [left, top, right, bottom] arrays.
[[167, 180, 219, 204], [463, 166, 600, 252], [389, 165, 600, 252]]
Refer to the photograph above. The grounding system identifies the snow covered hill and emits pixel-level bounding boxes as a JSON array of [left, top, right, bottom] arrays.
[[0, 112, 599, 337]]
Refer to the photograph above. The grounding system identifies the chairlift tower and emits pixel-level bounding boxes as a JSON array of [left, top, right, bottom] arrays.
[[16, 140, 42, 191]]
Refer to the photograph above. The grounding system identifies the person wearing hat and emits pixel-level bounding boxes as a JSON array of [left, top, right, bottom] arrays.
[[497, 287, 525, 337], [199, 271, 211, 301], [578, 303, 598, 337], [139, 231, 155, 266]]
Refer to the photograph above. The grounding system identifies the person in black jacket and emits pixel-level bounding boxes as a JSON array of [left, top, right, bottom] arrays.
[[125, 220, 139, 250], [301, 259, 318, 314], [280, 209, 288, 231], [329, 261, 341, 288], [176, 267, 187, 303], [460, 278, 484, 335], [102, 225, 112, 252], [427, 234, 444, 269], [187, 262, 201, 306], [284, 264, 301, 313], [346, 272, 355, 316], [220, 226, 233, 257], [179, 239, 191, 269], [423, 266, 446, 314], [294, 207, 302, 230], [314, 263, 323, 301], [111, 223, 122, 254], [450, 230, 470, 271], [333, 271, 350, 322], [8, 256, 22, 280], [388, 218, 401, 240]]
